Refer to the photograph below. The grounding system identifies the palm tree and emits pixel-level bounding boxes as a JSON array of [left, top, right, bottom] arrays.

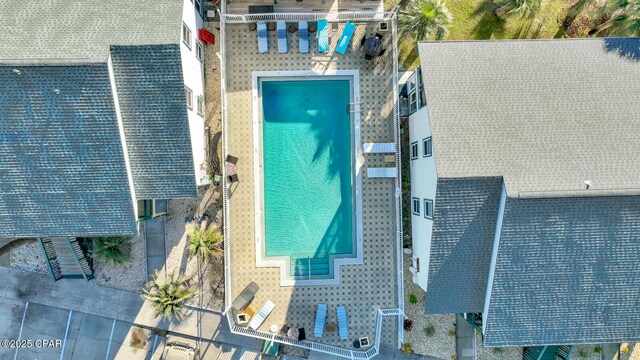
[[187, 222, 223, 261], [562, 0, 595, 30], [142, 270, 198, 322], [91, 236, 132, 265], [399, 0, 453, 41], [493, 0, 544, 19], [589, 0, 640, 36]]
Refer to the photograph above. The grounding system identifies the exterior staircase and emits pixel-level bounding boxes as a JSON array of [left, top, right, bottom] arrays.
[[290, 257, 331, 279], [523, 346, 572, 360], [39, 237, 93, 281]]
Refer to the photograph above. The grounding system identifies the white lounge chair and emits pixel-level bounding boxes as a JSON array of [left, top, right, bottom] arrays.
[[277, 20, 287, 53], [314, 304, 327, 337], [363, 142, 396, 153], [257, 21, 268, 53], [367, 167, 398, 178], [249, 300, 275, 330], [336, 305, 349, 340], [299, 21, 309, 53]]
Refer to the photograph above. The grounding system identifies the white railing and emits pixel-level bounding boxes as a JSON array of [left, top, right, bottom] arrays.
[[219, 9, 232, 312], [390, 12, 406, 348], [224, 307, 402, 359], [221, 11, 396, 23], [218, 7, 406, 357]]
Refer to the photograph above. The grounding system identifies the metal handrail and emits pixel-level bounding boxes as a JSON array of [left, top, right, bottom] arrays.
[[390, 11, 405, 348], [221, 11, 396, 23], [219, 9, 232, 313], [218, 7, 406, 357]]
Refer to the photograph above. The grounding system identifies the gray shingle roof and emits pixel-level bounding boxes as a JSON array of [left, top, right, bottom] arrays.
[[425, 177, 502, 314], [0, 0, 182, 62], [0, 65, 136, 237], [110, 45, 196, 199], [418, 38, 640, 196], [485, 196, 640, 347]]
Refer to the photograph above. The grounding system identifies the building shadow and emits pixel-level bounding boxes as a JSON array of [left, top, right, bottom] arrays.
[[603, 37, 640, 62]]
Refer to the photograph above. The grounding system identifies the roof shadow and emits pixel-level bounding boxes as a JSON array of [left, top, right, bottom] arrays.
[[603, 37, 640, 62]]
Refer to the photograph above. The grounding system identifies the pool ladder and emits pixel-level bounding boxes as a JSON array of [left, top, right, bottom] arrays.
[[346, 102, 362, 115]]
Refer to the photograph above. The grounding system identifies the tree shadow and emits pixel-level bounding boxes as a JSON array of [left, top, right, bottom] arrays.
[[513, 17, 546, 39], [471, 0, 507, 39], [603, 37, 640, 62]]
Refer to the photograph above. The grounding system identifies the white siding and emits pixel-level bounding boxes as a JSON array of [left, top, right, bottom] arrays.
[[181, 0, 208, 185], [408, 105, 437, 291]]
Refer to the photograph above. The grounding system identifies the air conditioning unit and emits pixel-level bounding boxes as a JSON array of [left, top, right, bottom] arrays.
[[379, 22, 389, 32]]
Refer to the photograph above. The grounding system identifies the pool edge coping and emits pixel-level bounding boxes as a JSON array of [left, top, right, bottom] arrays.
[[251, 69, 364, 287]]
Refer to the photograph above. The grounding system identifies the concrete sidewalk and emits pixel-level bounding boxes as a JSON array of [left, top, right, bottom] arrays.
[[0, 267, 260, 350]]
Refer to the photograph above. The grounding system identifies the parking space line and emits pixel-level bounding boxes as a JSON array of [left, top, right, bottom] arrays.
[[14, 301, 29, 360], [105, 319, 116, 360], [151, 334, 158, 354], [59, 309, 72, 360]]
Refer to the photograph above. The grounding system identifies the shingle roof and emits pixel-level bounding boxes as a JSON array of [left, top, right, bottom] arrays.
[[485, 196, 640, 346], [0, 65, 136, 237], [425, 177, 502, 314], [418, 38, 640, 195], [110, 45, 196, 199], [0, 0, 182, 62]]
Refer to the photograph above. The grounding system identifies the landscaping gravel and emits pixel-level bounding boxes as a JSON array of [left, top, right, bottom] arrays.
[[403, 254, 455, 359], [94, 226, 147, 293], [165, 194, 225, 312], [11, 241, 48, 275], [477, 335, 522, 360]]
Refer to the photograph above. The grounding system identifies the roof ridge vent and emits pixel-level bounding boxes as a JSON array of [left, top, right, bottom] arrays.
[[584, 180, 591, 190], [53, 89, 60, 95], [13, 69, 20, 75]]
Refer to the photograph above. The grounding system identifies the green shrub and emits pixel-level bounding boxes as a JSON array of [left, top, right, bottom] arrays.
[[187, 223, 223, 260], [401, 342, 413, 354], [448, 329, 456, 337], [404, 319, 414, 331], [408, 294, 418, 304], [142, 270, 198, 322], [594, 345, 602, 354], [424, 325, 436, 337], [492, 347, 504, 354], [92, 236, 133, 264]]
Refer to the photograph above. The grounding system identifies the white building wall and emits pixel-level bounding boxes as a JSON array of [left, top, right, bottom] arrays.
[[408, 105, 437, 291], [181, 0, 208, 185]]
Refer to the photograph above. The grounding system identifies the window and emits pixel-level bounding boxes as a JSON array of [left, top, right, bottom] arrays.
[[408, 76, 418, 114], [417, 67, 426, 109], [424, 199, 433, 219], [416, 258, 420, 272], [196, 40, 204, 62], [423, 137, 432, 157], [185, 86, 193, 109], [412, 197, 420, 216], [195, 0, 202, 16], [182, 23, 192, 49], [410, 141, 418, 160], [197, 96, 204, 116]]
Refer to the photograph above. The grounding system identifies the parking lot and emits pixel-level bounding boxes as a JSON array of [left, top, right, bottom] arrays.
[[0, 298, 260, 360]]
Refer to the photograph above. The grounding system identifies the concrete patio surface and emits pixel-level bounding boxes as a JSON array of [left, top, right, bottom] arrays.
[[223, 19, 400, 347]]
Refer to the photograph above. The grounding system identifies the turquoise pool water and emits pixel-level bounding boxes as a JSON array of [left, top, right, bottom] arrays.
[[261, 79, 354, 270]]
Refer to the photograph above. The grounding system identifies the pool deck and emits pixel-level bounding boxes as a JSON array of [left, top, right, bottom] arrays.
[[222, 18, 400, 347]]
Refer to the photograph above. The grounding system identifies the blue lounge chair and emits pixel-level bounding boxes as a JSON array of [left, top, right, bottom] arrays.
[[299, 21, 309, 53], [317, 19, 329, 53], [336, 305, 348, 340], [313, 304, 327, 337], [335, 21, 356, 55], [277, 20, 287, 53], [257, 21, 268, 53]]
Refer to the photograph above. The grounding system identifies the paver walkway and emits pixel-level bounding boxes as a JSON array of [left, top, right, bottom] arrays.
[[455, 314, 476, 360], [145, 217, 167, 280]]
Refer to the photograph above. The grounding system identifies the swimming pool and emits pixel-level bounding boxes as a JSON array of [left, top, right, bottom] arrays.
[[252, 71, 363, 285]]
